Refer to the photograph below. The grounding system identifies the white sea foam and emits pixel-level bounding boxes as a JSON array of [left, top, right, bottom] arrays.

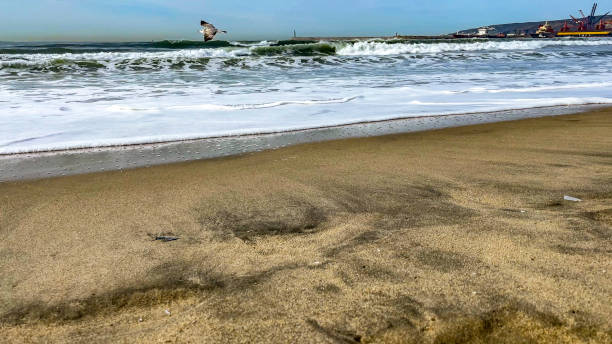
[[237, 40, 274, 47], [107, 96, 360, 113], [0, 48, 249, 70], [467, 82, 612, 94], [336, 39, 612, 55]]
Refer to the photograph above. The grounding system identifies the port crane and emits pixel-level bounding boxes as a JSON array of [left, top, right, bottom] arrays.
[[569, 3, 610, 31]]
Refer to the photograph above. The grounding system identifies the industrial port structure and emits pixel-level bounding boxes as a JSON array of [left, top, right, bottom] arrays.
[[452, 2, 611, 38], [290, 3, 611, 41], [556, 2, 611, 36]]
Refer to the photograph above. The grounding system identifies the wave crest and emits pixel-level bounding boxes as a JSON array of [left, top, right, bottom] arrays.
[[336, 39, 612, 56], [151, 40, 235, 49], [2, 39, 612, 74], [251, 43, 336, 56]]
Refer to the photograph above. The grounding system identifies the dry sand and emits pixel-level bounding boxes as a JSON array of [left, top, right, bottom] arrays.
[[0, 109, 610, 343]]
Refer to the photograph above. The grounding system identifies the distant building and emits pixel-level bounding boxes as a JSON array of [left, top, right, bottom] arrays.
[[477, 27, 496, 36]]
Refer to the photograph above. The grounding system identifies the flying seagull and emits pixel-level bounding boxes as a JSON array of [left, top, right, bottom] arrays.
[[200, 20, 227, 42]]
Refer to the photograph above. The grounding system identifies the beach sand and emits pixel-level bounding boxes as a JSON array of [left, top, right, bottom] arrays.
[[0, 109, 610, 343]]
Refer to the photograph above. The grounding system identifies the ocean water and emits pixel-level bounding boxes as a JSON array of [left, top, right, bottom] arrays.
[[1, 38, 611, 154]]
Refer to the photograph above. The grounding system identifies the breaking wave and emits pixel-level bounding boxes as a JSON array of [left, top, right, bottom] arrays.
[[335, 38, 612, 55], [2, 38, 610, 56], [2, 38, 612, 74], [150, 40, 236, 49], [251, 43, 336, 56]]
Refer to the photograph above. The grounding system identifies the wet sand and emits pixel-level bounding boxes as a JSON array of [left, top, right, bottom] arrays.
[[0, 109, 611, 343], [1, 105, 602, 183]]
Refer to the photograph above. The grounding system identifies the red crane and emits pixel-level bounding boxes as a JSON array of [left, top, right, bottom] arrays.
[[560, 21, 571, 32], [570, 15, 586, 31], [568, 3, 609, 31]]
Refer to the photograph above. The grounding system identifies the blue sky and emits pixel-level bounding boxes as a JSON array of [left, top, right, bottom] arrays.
[[0, 1, 610, 41]]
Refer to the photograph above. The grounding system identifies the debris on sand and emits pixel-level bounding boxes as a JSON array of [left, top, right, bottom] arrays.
[[564, 195, 582, 202], [155, 236, 179, 242]]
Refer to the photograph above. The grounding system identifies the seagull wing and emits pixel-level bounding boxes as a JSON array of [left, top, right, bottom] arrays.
[[201, 21, 219, 41], [204, 24, 218, 41]]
